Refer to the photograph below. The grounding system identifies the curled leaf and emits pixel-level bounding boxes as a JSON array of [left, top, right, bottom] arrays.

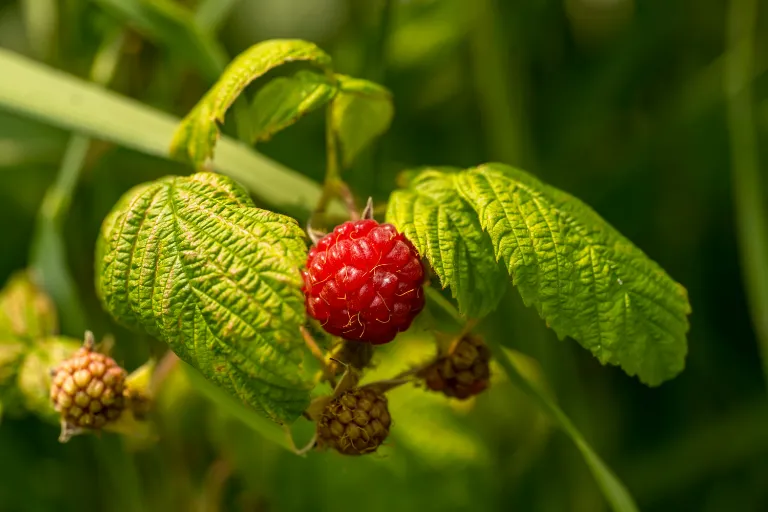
[[251, 70, 337, 143], [171, 39, 332, 168]]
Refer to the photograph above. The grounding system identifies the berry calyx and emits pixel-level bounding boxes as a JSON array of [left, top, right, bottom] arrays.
[[421, 335, 491, 399], [316, 387, 391, 455], [50, 332, 127, 441], [302, 219, 425, 344]]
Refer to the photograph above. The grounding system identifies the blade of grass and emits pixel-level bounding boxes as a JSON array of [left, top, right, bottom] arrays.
[[21, 0, 58, 62], [30, 30, 126, 335], [91, 0, 252, 141], [725, 0, 768, 391], [490, 342, 640, 512], [195, 0, 241, 33], [0, 48, 327, 216], [91, 0, 225, 80]]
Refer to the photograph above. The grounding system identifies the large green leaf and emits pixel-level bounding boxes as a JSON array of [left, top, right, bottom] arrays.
[[171, 39, 332, 168], [331, 74, 394, 167], [386, 169, 507, 318], [457, 163, 691, 386], [96, 172, 312, 423], [251, 70, 337, 143]]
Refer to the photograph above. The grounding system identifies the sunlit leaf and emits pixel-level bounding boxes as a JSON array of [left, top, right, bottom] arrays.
[[171, 39, 332, 168], [457, 163, 690, 385], [387, 169, 507, 318], [331, 74, 393, 167]]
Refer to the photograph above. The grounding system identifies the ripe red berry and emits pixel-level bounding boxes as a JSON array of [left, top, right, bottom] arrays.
[[303, 219, 425, 344]]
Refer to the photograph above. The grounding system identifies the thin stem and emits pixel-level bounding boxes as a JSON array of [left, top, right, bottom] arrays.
[[725, 0, 768, 390], [301, 327, 337, 387], [425, 286, 464, 323], [423, 285, 638, 511], [314, 106, 343, 216], [488, 339, 639, 512]]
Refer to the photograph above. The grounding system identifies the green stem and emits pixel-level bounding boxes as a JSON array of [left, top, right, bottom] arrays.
[[725, 0, 768, 390], [489, 341, 639, 512], [426, 287, 639, 512], [313, 105, 349, 220]]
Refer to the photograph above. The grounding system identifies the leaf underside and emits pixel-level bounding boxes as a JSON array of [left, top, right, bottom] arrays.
[[96, 172, 311, 423], [391, 164, 691, 386], [251, 70, 337, 144]]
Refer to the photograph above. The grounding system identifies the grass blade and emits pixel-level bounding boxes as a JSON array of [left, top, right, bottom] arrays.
[[725, 0, 768, 391], [0, 48, 325, 215], [490, 340, 640, 512]]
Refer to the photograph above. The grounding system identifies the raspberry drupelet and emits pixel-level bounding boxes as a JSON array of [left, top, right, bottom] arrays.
[[303, 219, 425, 344]]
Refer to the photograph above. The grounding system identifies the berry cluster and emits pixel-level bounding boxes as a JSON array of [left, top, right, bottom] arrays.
[[422, 335, 492, 399], [303, 220, 425, 345], [316, 387, 391, 455], [50, 337, 127, 436]]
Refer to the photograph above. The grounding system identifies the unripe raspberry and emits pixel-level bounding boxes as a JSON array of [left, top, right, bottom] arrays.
[[316, 388, 391, 455], [422, 335, 491, 399], [49, 335, 127, 435], [303, 219, 425, 344]]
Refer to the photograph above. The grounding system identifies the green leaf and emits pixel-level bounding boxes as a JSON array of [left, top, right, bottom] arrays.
[[96, 172, 312, 423], [331, 74, 394, 167], [456, 163, 691, 386], [251, 70, 337, 143], [171, 39, 332, 168], [386, 169, 507, 318]]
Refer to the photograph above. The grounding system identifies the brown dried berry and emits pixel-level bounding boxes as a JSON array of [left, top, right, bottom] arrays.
[[422, 335, 491, 399], [50, 332, 127, 440], [316, 388, 391, 455]]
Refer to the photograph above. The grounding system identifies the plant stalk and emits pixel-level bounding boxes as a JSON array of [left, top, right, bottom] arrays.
[[725, 0, 768, 390]]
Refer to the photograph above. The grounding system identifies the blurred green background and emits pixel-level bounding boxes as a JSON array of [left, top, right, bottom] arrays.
[[0, 0, 767, 510]]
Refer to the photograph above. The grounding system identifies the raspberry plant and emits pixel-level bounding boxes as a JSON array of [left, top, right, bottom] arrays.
[[0, 35, 697, 512]]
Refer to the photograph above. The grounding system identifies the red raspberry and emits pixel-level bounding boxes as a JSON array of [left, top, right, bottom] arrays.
[[303, 220, 425, 344]]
